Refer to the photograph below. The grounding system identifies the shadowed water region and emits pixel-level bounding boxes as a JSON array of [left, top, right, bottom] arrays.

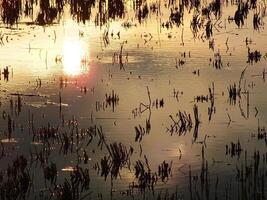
[[1, 0, 267, 199]]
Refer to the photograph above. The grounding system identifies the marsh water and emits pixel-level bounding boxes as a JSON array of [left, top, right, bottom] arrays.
[[1, 0, 267, 199]]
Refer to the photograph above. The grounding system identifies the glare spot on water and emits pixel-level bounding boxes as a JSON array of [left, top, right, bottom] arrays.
[[62, 39, 88, 76], [62, 166, 75, 172]]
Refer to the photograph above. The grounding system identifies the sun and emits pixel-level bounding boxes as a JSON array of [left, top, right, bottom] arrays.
[[62, 39, 86, 76]]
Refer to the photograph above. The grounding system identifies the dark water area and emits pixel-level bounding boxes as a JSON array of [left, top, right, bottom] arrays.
[[0, 0, 267, 199]]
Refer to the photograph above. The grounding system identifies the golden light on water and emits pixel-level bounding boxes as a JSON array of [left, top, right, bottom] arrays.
[[62, 39, 88, 76]]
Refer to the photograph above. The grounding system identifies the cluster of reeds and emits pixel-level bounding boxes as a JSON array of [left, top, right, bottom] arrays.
[[173, 88, 183, 102], [36, 0, 59, 25], [247, 48, 261, 64], [129, 158, 173, 192], [175, 58, 185, 68], [108, 0, 124, 19], [121, 21, 137, 29], [7, 95, 22, 116], [59, 76, 68, 88], [152, 98, 164, 109], [225, 140, 242, 158], [167, 110, 192, 135], [253, 13, 262, 30], [29, 145, 51, 167], [2, 66, 9, 81], [210, 0, 221, 18], [1, 0, 267, 199], [53, 166, 90, 200], [112, 42, 127, 70], [213, 52, 223, 69], [133, 158, 157, 190], [7, 114, 13, 140], [251, 120, 267, 144], [205, 20, 213, 39], [189, 144, 267, 200], [228, 83, 241, 105], [135, 119, 151, 142], [43, 162, 57, 185], [233, 1, 249, 27], [158, 161, 172, 183], [95, 100, 106, 112], [70, 0, 94, 23], [209, 39, 214, 50], [27, 123, 102, 198], [105, 90, 119, 112], [0, 0, 260, 30], [31, 124, 60, 144], [1, 0, 20, 26], [80, 86, 88, 94], [208, 84, 215, 121], [36, 77, 42, 88], [161, 21, 173, 29], [137, 3, 149, 23], [0, 155, 31, 200], [167, 104, 200, 139], [191, 13, 202, 37], [235, 150, 266, 199], [195, 95, 209, 103], [155, 187, 180, 200], [192, 104, 200, 141], [97, 142, 133, 180], [135, 124, 146, 142], [188, 146, 210, 200], [169, 8, 183, 27]]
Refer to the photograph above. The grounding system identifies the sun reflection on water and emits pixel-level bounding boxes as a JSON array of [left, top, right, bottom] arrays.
[[62, 39, 88, 76]]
